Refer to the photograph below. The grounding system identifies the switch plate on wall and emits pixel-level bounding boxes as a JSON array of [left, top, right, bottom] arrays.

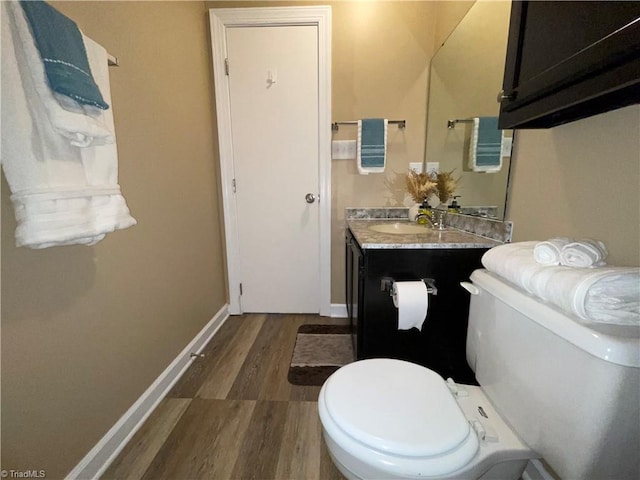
[[426, 162, 440, 173], [410, 162, 441, 173], [409, 162, 424, 173], [501, 136, 513, 157], [332, 140, 357, 159]]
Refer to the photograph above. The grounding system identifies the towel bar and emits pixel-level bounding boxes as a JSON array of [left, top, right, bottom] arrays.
[[332, 120, 406, 132], [447, 118, 473, 129], [380, 277, 437, 296], [447, 118, 474, 129]]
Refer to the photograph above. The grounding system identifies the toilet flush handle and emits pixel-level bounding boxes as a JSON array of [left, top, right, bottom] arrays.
[[446, 378, 468, 397], [460, 282, 480, 295]]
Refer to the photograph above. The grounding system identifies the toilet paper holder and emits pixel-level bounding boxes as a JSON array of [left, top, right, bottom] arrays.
[[380, 277, 438, 296]]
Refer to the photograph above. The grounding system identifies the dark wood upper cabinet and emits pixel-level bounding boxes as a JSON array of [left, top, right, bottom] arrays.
[[498, 1, 640, 129]]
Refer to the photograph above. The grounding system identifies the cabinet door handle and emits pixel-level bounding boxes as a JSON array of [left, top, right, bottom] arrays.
[[460, 282, 480, 295]]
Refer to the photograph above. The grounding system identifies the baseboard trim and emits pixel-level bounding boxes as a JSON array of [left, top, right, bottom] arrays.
[[330, 303, 347, 318], [65, 304, 230, 480]]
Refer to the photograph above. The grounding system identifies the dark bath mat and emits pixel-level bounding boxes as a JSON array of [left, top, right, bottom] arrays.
[[288, 324, 354, 386]]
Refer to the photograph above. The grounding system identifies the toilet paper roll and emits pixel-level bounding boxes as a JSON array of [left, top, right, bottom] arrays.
[[392, 281, 429, 331]]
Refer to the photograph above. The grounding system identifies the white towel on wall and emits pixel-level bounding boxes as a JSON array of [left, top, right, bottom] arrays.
[[1, 2, 136, 248]]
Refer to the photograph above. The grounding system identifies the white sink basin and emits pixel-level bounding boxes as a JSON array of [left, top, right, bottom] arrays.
[[368, 222, 428, 234]]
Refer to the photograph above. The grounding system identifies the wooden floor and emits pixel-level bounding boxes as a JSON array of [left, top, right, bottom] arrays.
[[102, 314, 348, 480]]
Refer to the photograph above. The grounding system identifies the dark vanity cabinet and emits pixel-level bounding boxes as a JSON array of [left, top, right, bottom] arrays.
[[345, 229, 363, 355], [499, 1, 640, 129], [345, 228, 489, 384]]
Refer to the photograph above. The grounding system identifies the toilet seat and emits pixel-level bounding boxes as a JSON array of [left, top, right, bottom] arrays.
[[319, 358, 480, 478]]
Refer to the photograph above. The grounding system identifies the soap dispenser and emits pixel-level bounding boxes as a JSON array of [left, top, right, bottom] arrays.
[[448, 196, 461, 214]]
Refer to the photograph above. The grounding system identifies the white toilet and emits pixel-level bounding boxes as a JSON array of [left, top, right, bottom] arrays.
[[319, 269, 640, 480]]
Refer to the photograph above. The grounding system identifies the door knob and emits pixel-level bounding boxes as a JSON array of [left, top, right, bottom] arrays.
[[305, 193, 316, 203]]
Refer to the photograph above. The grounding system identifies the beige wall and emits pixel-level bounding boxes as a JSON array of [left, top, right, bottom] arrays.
[[1, 2, 227, 478], [507, 105, 640, 266], [432, 0, 474, 49]]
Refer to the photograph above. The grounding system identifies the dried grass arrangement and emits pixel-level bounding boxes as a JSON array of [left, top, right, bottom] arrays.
[[405, 168, 460, 205], [435, 169, 460, 204], [405, 170, 437, 204]]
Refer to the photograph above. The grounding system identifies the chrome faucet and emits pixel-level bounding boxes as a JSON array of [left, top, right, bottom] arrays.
[[414, 212, 434, 226], [415, 209, 447, 230]]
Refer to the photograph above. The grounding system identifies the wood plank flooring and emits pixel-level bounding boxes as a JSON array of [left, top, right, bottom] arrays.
[[101, 314, 348, 480]]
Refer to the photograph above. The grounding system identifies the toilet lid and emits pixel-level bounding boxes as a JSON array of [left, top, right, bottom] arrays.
[[322, 358, 473, 458]]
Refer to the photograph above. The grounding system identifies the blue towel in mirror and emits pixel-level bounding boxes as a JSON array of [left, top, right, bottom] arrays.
[[19, 0, 109, 110], [468, 116, 503, 172]]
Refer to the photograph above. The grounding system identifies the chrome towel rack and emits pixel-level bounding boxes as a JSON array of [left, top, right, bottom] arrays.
[[447, 118, 474, 129], [332, 120, 406, 131]]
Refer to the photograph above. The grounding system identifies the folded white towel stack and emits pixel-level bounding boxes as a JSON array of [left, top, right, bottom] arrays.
[[481, 242, 639, 327], [560, 239, 608, 268], [533, 237, 572, 265], [1, 2, 136, 248]]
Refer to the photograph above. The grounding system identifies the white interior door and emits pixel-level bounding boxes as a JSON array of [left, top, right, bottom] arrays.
[[210, 7, 331, 316], [227, 25, 319, 313]]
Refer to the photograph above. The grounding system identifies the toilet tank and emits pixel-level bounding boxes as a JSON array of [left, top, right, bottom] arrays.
[[465, 269, 640, 480]]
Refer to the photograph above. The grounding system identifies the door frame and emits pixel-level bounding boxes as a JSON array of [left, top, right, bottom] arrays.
[[209, 6, 332, 316]]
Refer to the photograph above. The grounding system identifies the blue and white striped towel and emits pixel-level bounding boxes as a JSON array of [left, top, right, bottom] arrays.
[[468, 116, 503, 173], [357, 118, 387, 175]]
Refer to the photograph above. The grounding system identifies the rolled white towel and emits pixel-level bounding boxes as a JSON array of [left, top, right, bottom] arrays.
[[533, 237, 573, 266], [560, 239, 608, 268]]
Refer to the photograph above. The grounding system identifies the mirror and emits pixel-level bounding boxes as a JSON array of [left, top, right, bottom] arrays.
[[425, 1, 512, 219]]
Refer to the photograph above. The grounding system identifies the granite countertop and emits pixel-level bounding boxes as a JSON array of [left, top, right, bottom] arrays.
[[347, 218, 502, 249]]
